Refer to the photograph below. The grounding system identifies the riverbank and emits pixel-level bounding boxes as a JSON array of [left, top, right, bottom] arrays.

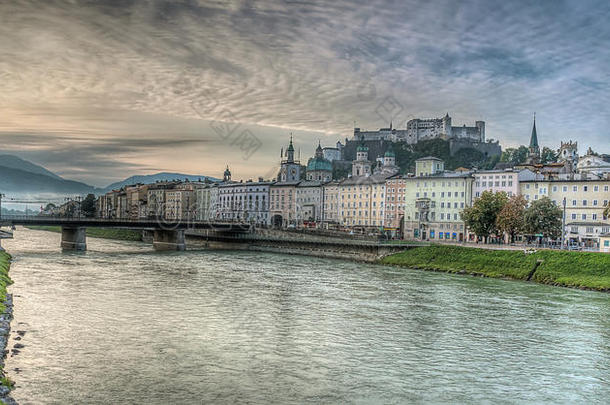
[[382, 245, 610, 292], [0, 252, 15, 404], [26, 226, 142, 242]]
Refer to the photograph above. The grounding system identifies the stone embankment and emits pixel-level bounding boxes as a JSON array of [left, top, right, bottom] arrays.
[[0, 252, 15, 405], [185, 228, 420, 262]]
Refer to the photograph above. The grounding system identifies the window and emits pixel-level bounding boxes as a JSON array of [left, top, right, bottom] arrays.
[[582, 214, 587, 220], [573, 186, 578, 192], [571, 214, 577, 220]]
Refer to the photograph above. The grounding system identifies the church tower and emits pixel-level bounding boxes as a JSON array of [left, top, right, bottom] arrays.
[[526, 114, 541, 164], [278, 135, 302, 182], [223, 165, 232, 182], [352, 137, 372, 177]]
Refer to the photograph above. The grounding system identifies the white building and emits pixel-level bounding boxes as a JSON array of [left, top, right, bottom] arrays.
[[296, 181, 325, 223], [217, 181, 271, 224], [472, 169, 537, 199]]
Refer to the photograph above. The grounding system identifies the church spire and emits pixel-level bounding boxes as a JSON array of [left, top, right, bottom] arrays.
[[529, 113, 539, 149]]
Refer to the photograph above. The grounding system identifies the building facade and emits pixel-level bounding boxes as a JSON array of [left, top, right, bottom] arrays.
[[322, 181, 340, 224], [403, 171, 474, 242], [520, 177, 610, 247], [338, 174, 388, 228], [269, 181, 299, 227], [296, 181, 324, 223], [384, 175, 406, 232]]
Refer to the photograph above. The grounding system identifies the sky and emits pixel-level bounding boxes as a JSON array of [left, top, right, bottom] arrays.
[[1, 0, 610, 187]]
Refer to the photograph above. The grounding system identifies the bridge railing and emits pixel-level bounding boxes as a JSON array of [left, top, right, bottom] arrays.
[[0, 215, 251, 228]]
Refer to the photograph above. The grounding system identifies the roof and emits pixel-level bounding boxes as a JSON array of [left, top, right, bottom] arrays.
[[529, 118, 539, 149], [416, 156, 443, 162], [297, 180, 327, 187], [271, 181, 301, 187], [340, 173, 394, 185], [407, 172, 473, 180], [306, 157, 332, 172]]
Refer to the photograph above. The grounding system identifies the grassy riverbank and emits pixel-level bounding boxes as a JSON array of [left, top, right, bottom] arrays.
[[26, 226, 142, 242], [382, 245, 610, 292]]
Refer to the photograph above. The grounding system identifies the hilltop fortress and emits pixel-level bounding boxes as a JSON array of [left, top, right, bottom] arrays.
[[353, 113, 485, 144], [346, 113, 501, 160]]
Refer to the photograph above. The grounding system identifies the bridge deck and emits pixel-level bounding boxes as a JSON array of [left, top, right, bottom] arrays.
[[0, 216, 251, 232]]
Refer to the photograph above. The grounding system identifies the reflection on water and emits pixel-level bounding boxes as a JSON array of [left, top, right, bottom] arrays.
[[3, 228, 610, 404]]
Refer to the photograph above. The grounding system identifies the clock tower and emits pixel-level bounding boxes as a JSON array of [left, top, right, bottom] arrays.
[[278, 135, 302, 182]]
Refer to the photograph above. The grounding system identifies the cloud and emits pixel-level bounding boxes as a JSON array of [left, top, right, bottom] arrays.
[[0, 0, 609, 183]]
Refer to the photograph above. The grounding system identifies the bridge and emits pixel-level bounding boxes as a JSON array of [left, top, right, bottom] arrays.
[[0, 216, 251, 251]]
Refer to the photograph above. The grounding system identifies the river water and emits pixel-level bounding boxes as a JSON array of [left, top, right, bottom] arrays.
[[2, 228, 609, 404]]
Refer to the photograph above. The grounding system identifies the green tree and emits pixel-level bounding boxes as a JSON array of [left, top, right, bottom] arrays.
[[461, 191, 509, 243], [43, 203, 56, 212], [496, 195, 528, 243], [501, 146, 529, 165], [541, 147, 558, 164], [449, 147, 485, 169], [524, 197, 562, 239], [604, 201, 610, 220], [81, 194, 97, 218]]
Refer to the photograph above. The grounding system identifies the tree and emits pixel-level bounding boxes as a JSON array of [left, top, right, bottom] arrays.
[[496, 195, 528, 243], [604, 201, 610, 220], [541, 147, 558, 164], [461, 191, 509, 243], [501, 146, 529, 165], [524, 197, 562, 240], [44, 203, 56, 212], [81, 194, 97, 218]]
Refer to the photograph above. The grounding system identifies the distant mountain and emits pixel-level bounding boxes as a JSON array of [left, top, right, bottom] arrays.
[[0, 154, 218, 197], [102, 172, 219, 193], [0, 165, 99, 195], [0, 154, 63, 180]]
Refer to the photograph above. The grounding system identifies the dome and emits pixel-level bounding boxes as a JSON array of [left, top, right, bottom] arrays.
[[384, 149, 395, 157], [307, 157, 332, 172], [357, 144, 369, 152]]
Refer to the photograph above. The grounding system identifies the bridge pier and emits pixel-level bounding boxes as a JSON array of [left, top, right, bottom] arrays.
[[61, 226, 87, 251], [153, 229, 186, 251]]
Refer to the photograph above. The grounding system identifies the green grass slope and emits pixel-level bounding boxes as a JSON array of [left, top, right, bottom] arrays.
[[382, 245, 610, 291]]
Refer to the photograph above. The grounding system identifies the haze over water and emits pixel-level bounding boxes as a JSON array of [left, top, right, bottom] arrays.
[[3, 228, 609, 403]]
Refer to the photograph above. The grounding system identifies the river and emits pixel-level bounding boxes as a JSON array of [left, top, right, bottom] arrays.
[[2, 228, 609, 404]]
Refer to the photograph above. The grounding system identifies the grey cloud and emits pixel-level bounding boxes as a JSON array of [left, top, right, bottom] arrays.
[[0, 0, 609, 183]]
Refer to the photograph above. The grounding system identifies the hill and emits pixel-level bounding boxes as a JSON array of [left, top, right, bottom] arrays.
[[0, 154, 63, 179], [102, 172, 219, 193], [0, 165, 98, 195]]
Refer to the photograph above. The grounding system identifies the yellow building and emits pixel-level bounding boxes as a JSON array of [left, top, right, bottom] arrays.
[[403, 169, 474, 242], [520, 177, 610, 247], [338, 174, 389, 229], [269, 181, 298, 227], [322, 181, 341, 225]]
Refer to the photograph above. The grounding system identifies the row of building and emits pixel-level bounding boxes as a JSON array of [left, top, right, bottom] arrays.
[[96, 143, 610, 249], [95, 119, 610, 248]]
